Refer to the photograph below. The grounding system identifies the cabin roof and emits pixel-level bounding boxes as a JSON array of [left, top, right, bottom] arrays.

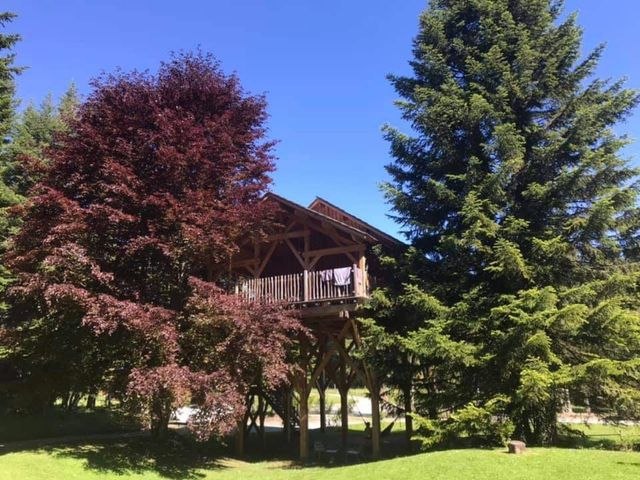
[[308, 196, 403, 248], [263, 192, 403, 248]]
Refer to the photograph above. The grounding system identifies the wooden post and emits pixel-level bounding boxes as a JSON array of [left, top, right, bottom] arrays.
[[303, 269, 309, 302], [358, 250, 367, 296], [352, 263, 358, 296], [318, 375, 326, 433], [298, 388, 309, 460], [297, 339, 310, 461], [339, 384, 349, 450]]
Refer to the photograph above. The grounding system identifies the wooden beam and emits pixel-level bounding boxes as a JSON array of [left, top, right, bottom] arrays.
[[284, 238, 306, 269], [256, 241, 278, 277], [303, 244, 365, 259], [232, 258, 258, 268], [264, 230, 307, 242], [334, 339, 368, 387]]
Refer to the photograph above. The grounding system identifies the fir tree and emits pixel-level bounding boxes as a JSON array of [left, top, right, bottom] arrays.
[[0, 12, 21, 297], [3, 84, 79, 197], [383, 0, 640, 444]]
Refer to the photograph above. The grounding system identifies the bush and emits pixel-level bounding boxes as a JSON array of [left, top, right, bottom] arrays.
[[414, 396, 514, 449]]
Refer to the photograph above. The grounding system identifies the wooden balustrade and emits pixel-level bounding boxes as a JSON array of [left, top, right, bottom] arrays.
[[235, 266, 367, 304]]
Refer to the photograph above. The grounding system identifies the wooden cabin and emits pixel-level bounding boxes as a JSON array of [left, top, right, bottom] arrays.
[[224, 193, 402, 460], [227, 193, 400, 318]]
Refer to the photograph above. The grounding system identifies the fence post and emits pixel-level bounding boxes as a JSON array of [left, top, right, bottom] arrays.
[[303, 269, 309, 302]]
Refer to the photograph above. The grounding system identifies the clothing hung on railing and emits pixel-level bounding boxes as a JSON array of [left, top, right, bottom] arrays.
[[332, 267, 352, 286], [320, 269, 333, 282]]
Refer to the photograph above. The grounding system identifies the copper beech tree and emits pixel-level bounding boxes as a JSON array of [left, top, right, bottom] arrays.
[[1, 52, 303, 439]]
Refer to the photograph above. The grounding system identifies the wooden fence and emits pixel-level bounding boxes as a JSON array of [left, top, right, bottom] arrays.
[[235, 266, 366, 303]]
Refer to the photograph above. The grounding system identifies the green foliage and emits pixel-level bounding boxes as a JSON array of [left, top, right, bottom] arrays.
[[0, 12, 21, 321], [413, 396, 514, 449], [380, 0, 640, 445], [3, 84, 79, 198]]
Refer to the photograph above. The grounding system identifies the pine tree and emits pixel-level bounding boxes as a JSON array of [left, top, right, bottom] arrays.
[[384, 0, 640, 444]]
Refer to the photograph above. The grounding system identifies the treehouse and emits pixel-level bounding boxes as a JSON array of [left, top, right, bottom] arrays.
[[226, 193, 400, 319], [223, 193, 403, 460]]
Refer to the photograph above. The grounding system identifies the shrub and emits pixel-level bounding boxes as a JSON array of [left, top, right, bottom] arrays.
[[414, 396, 514, 449]]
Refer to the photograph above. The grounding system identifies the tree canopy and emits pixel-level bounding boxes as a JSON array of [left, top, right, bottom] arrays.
[[1, 52, 302, 438], [380, 0, 640, 444]]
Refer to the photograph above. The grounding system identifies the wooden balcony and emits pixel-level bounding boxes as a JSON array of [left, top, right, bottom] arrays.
[[234, 266, 368, 307]]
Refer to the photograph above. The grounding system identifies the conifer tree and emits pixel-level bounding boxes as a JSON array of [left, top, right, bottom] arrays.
[[3, 85, 79, 197], [0, 12, 21, 297], [383, 0, 640, 444]]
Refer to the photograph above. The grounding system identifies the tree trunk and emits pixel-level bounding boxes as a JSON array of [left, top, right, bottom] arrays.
[[234, 417, 245, 457], [403, 382, 413, 450], [86, 394, 97, 409], [283, 388, 292, 443], [150, 395, 171, 442]]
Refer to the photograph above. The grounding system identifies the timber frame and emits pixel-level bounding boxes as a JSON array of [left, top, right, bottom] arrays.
[[221, 193, 402, 460]]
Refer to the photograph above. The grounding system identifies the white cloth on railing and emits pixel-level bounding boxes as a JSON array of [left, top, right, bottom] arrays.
[[320, 269, 333, 282], [333, 267, 352, 286]]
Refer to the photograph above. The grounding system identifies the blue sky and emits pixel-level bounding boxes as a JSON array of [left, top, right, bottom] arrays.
[[4, 1, 640, 239]]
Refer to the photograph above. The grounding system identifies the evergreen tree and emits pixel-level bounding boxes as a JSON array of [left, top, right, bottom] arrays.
[[3, 85, 79, 197], [383, 0, 640, 444], [0, 13, 20, 142], [0, 12, 21, 297], [57, 82, 80, 124]]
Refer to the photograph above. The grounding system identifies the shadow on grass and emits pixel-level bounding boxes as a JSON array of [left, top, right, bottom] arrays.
[[0, 407, 138, 443], [0, 425, 413, 478], [44, 436, 229, 480]]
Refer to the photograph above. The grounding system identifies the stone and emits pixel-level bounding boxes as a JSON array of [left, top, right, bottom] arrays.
[[508, 440, 526, 454]]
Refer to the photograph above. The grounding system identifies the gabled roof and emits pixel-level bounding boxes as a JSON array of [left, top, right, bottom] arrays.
[[308, 197, 403, 248], [263, 192, 403, 248]]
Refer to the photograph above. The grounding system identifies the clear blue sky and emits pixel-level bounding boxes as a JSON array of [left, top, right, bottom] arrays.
[[4, 1, 640, 239]]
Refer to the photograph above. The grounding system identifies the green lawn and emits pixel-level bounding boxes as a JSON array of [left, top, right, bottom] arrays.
[[559, 423, 640, 450], [568, 423, 640, 439], [0, 442, 639, 480]]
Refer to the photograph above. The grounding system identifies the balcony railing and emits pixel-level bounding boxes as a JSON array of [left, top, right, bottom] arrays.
[[235, 266, 367, 304]]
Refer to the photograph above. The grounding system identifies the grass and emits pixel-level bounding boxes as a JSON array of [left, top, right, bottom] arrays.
[[307, 388, 369, 414], [0, 406, 139, 443], [559, 422, 640, 450], [0, 441, 639, 480], [568, 423, 640, 440], [1, 404, 639, 479]]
